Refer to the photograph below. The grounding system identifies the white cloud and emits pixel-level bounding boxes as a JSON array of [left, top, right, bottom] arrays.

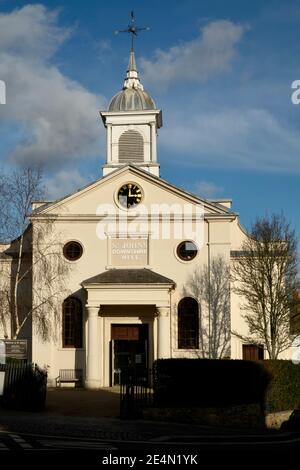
[[159, 108, 300, 173], [0, 4, 105, 168], [0, 4, 70, 60], [96, 38, 113, 63], [189, 181, 223, 198], [140, 20, 246, 90], [45, 169, 93, 200], [97, 39, 112, 51]]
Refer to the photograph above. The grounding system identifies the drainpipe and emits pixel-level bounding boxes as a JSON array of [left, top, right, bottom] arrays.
[[207, 221, 211, 359], [169, 288, 173, 359]]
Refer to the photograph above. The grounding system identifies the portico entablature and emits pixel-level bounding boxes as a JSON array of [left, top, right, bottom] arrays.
[[81, 268, 175, 307], [83, 285, 172, 307]]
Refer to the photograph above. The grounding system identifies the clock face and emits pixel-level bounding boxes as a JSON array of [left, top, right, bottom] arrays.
[[118, 183, 143, 208]]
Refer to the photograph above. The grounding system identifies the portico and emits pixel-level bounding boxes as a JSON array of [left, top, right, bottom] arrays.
[[82, 268, 175, 388]]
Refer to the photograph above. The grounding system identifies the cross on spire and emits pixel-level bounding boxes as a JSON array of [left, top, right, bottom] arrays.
[[115, 11, 150, 51]]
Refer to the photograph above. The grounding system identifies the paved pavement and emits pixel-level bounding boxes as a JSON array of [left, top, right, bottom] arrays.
[[46, 386, 120, 418], [0, 428, 300, 455], [0, 431, 118, 451], [0, 387, 298, 464], [0, 387, 292, 440], [2, 386, 260, 440]]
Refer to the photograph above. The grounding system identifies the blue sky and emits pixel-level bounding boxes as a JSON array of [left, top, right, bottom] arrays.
[[0, 0, 300, 238]]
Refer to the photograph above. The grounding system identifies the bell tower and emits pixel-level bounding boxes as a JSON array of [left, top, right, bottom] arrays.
[[100, 14, 162, 177]]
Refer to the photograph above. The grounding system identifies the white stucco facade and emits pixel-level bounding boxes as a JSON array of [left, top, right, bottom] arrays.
[[0, 48, 291, 389]]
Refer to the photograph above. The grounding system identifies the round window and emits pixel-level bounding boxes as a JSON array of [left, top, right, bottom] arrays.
[[63, 241, 83, 261], [177, 241, 198, 261]]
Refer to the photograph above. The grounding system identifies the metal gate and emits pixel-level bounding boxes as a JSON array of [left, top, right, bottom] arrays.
[[120, 368, 153, 419]]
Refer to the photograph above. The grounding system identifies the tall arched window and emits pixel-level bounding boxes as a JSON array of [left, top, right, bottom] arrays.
[[62, 297, 83, 348], [178, 297, 199, 349], [119, 130, 144, 163]]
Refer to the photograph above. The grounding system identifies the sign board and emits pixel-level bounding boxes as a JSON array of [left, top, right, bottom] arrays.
[[3, 340, 28, 360], [110, 238, 148, 267], [111, 325, 139, 341], [135, 354, 142, 364]]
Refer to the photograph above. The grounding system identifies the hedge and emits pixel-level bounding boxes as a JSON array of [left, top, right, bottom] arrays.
[[153, 359, 300, 413], [262, 360, 300, 412]]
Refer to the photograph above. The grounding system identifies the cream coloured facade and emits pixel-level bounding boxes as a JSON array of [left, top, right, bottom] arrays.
[[0, 48, 290, 388]]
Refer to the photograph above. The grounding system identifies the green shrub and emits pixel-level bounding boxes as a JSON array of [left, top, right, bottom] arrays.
[[262, 360, 300, 412]]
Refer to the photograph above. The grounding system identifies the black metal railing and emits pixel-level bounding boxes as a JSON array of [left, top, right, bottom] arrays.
[[120, 368, 153, 419], [0, 362, 47, 411]]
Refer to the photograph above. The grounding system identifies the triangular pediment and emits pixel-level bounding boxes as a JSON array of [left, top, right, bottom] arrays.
[[30, 165, 235, 218]]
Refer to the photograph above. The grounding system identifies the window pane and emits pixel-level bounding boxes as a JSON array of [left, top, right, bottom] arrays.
[[63, 297, 82, 348], [178, 297, 199, 349], [177, 241, 198, 261], [63, 241, 83, 261]]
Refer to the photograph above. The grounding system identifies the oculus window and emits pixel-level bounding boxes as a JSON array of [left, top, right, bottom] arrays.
[[63, 241, 83, 261], [177, 241, 198, 261]]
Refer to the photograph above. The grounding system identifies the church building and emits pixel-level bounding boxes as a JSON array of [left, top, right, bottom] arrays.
[[0, 43, 290, 388]]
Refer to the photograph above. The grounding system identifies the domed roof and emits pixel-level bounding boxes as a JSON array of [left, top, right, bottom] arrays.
[[108, 87, 156, 111], [108, 49, 156, 112]]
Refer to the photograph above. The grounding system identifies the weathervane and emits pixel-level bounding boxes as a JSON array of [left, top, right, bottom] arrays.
[[115, 11, 150, 50]]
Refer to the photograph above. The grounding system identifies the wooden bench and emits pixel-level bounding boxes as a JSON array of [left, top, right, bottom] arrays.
[[55, 369, 83, 387]]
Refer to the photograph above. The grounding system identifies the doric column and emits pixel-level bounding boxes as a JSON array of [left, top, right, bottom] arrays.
[[157, 306, 171, 359], [86, 306, 101, 389], [150, 121, 157, 162]]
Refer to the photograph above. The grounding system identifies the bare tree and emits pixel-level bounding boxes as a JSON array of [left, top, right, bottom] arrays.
[[0, 262, 10, 339], [0, 173, 10, 235], [20, 221, 71, 341], [232, 213, 299, 359], [0, 167, 44, 241], [0, 167, 70, 340], [183, 255, 231, 358]]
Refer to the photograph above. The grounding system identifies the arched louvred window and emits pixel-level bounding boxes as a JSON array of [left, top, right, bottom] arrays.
[[178, 297, 199, 349], [119, 130, 144, 163], [62, 297, 83, 348]]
